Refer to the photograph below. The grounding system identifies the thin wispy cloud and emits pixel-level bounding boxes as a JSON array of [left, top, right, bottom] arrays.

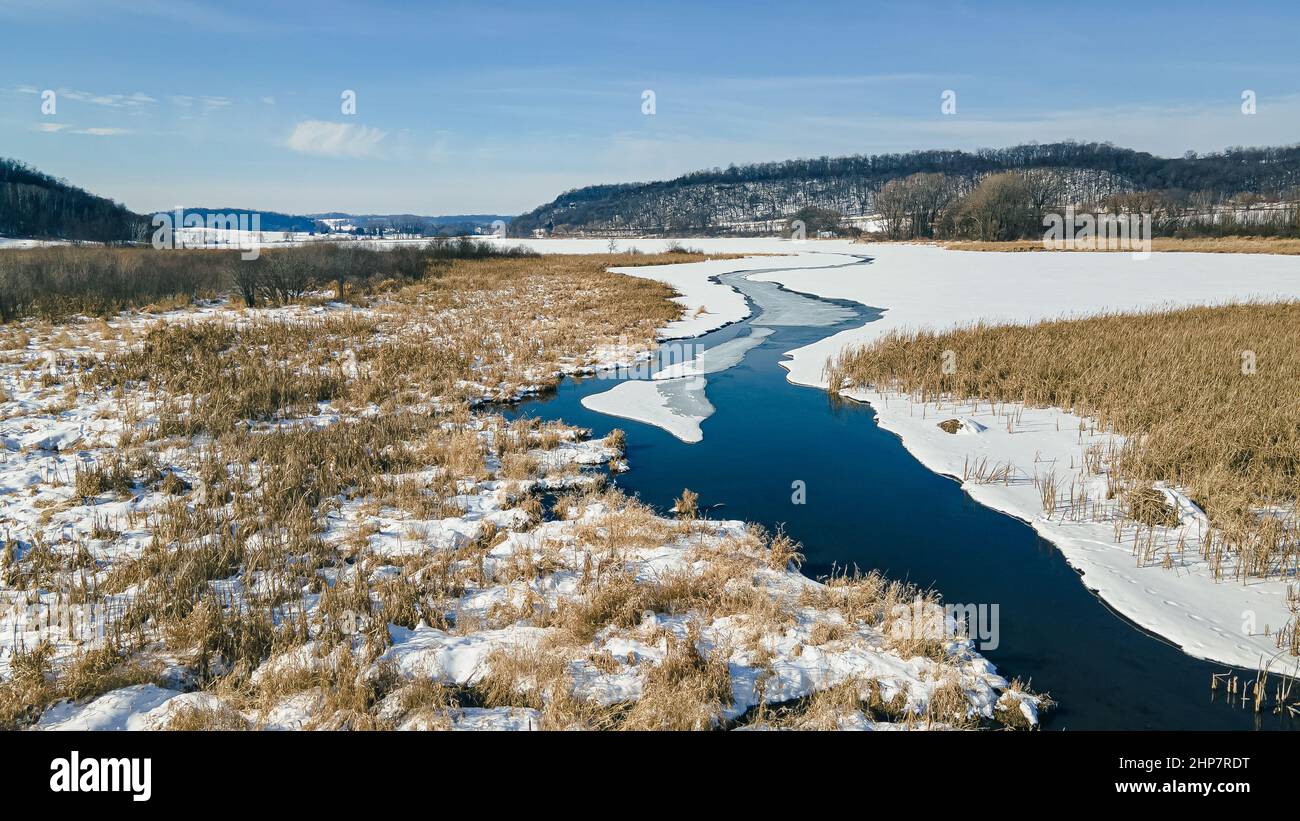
[[14, 85, 234, 112], [170, 95, 232, 109], [702, 72, 955, 92], [61, 89, 157, 107], [286, 120, 388, 158]]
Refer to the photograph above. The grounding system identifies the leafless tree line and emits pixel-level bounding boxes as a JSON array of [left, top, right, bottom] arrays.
[[513, 142, 1300, 238], [0, 238, 537, 323], [876, 170, 1300, 241]]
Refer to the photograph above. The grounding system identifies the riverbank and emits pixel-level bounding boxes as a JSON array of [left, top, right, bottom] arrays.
[[837, 385, 1296, 674]]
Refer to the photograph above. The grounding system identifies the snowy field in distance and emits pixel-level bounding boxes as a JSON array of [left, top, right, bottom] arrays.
[[0, 236, 68, 249]]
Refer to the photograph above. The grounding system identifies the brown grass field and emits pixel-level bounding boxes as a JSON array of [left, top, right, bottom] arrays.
[[827, 302, 1300, 592]]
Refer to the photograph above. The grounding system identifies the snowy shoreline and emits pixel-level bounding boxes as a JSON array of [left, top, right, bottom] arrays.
[[837, 388, 1296, 673]]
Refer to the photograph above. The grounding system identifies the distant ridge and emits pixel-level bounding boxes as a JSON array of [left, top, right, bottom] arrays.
[[157, 208, 320, 233], [511, 142, 1300, 236], [0, 155, 517, 244], [0, 157, 147, 243], [159, 209, 514, 236]]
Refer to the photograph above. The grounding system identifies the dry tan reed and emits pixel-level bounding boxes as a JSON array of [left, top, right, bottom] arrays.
[[828, 301, 1300, 587]]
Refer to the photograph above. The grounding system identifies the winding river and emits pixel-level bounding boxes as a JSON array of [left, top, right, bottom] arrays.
[[509, 255, 1297, 730]]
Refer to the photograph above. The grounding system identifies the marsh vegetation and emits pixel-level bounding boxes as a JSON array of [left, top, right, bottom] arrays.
[[828, 302, 1300, 657], [0, 249, 1038, 730]]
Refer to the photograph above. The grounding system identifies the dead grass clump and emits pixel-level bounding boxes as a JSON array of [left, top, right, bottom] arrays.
[[499, 450, 538, 481], [397, 678, 458, 715], [157, 470, 190, 496], [809, 622, 850, 645], [58, 642, 161, 704], [938, 418, 962, 434], [309, 654, 398, 731], [766, 528, 805, 572], [165, 701, 251, 731], [475, 645, 571, 714], [924, 675, 977, 728], [620, 627, 732, 730], [380, 678, 459, 730], [233, 642, 398, 731], [807, 567, 912, 629], [74, 459, 134, 499], [103, 514, 245, 617], [674, 488, 699, 519], [568, 487, 686, 552], [750, 676, 911, 729], [864, 679, 914, 722], [605, 428, 626, 454], [0, 641, 56, 729], [994, 679, 1051, 730], [557, 571, 664, 641], [163, 599, 276, 684], [1126, 485, 1179, 527], [756, 679, 866, 729]]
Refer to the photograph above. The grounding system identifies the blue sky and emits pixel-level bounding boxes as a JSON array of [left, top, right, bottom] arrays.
[[2, 0, 1297, 215]]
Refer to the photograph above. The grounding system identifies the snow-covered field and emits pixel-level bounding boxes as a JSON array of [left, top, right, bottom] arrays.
[[584, 240, 1300, 673], [30, 483, 1032, 731], [0, 236, 68, 250]]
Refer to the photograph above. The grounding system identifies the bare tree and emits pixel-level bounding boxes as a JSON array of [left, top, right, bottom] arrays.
[[947, 172, 1037, 241], [257, 251, 310, 304], [231, 256, 260, 307]]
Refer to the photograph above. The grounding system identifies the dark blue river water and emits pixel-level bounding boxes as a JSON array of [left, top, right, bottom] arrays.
[[509, 261, 1296, 730]]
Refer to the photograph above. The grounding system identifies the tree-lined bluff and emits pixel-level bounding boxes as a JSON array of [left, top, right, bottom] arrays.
[[510, 142, 1300, 238], [0, 158, 149, 244]]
